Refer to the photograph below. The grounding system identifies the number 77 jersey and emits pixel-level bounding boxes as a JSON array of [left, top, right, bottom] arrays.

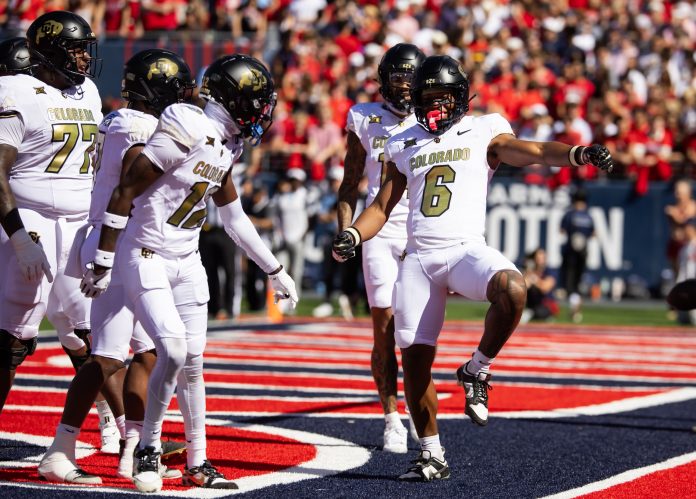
[[125, 103, 243, 258], [384, 113, 514, 251], [0, 73, 103, 217]]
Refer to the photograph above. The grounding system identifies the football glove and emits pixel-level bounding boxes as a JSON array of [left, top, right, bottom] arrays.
[[582, 144, 614, 173], [80, 264, 112, 299], [332, 227, 361, 262], [10, 230, 53, 283], [269, 267, 299, 309]]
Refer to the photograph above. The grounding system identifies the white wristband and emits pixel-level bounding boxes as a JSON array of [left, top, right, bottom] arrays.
[[345, 226, 362, 246], [102, 212, 129, 230], [94, 249, 115, 268], [568, 145, 584, 167]]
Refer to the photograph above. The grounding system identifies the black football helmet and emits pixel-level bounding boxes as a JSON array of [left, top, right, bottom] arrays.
[[411, 55, 470, 135], [377, 43, 425, 114], [0, 37, 35, 75], [199, 54, 276, 146], [26, 11, 99, 85], [121, 49, 196, 116]]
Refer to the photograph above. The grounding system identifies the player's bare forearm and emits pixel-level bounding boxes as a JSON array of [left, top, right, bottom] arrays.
[[352, 203, 389, 243], [488, 134, 574, 168], [0, 145, 23, 236], [338, 131, 366, 231]]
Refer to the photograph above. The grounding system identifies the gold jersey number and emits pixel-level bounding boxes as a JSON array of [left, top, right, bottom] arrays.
[[45, 123, 98, 174], [420, 164, 455, 217], [167, 181, 210, 229]]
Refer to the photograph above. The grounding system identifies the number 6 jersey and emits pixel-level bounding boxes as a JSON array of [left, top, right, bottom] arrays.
[[0, 73, 102, 217], [384, 113, 513, 252], [125, 103, 243, 258]]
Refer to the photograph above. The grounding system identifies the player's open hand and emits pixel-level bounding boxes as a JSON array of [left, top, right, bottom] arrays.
[[269, 267, 299, 309], [582, 144, 614, 173], [81, 264, 112, 299], [10, 230, 53, 283], [332, 228, 361, 262]]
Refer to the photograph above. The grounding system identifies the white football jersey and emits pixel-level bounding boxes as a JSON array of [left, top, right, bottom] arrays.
[[0, 73, 103, 217], [346, 102, 414, 240], [124, 103, 243, 258], [89, 108, 158, 226], [384, 113, 514, 251]]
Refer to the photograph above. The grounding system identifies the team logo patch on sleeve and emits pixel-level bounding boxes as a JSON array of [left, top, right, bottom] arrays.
[[34, 87, 46, 95], [28, 232, 40, 243], [404, 138, 417, 149], [368, 114, 382, 124], [206, 136, 215, 146]]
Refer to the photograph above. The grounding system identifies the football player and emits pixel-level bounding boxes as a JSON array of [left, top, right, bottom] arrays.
[[0, 12, 125, 442], [336, 43, 424, 453], [0, 37, 35, 76], [80, 54, 298, 493], [39, 49, 197, 484], [334, 55, 613, 481]]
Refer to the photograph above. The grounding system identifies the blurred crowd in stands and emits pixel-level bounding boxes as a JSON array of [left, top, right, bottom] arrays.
[[3, 0, 695, 316]]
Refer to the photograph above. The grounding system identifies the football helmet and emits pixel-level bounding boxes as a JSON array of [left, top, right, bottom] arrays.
[[26, 11, 99, 85], [0, 37, 35, 75], [411, 55, 470, 135], [377, 43, 425, 114], [199, 54, 276, 146], [121, 49, 196, 116]]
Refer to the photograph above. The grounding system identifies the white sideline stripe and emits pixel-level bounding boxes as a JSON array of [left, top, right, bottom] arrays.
[[539, 451, 696, 499], [0, 418, 371, 498], [495, 387, 696, 419]]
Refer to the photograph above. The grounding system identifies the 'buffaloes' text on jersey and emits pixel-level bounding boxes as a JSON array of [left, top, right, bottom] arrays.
[[384, 113, 513, 251], [0, 73, 103, 217], [346, 102, 414, 240], [124, 103, 243, 258]]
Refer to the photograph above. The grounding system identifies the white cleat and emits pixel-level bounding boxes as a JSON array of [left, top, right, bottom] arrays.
[[383, 424, 408, 453], [38, 453, 102, 484], [132, 446, 163, 493], [99, 421, 120, 454]]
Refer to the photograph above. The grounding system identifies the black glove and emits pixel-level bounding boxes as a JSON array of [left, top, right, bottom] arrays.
[[332, 227, 361, 262], [582, 144, 614, 173]]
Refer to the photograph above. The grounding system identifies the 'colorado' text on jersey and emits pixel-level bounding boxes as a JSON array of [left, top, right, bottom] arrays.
[[126, 103, 242, 257], [0, 74, 103, 217], [89, 108, 158, 226], [384, 113, 513, 251], [346, 102, 414, 240]]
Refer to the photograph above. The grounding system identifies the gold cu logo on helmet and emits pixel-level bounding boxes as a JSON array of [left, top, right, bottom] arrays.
[[147, 59, 179, 80], [36, 20, 63, 44], [238, 68, 265, 91]]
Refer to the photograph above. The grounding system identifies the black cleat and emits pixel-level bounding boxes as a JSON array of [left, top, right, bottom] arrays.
[[456, 362, 492, 426], [398, 450, 450, 482]]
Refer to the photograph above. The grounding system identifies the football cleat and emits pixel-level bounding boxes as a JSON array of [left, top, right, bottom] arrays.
[[132, 445, 163, 493], [183, 460, 238, 489], [161, 439, 187, 463], [398, 450, 450, 482], [99, 419, 120, 454], [38, 453, 102, 485], [383, 424, 408, 454], [456, 363, 492, 426]]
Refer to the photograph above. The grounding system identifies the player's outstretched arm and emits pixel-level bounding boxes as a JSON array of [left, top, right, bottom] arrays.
[[0, 143, 53, 283], [488, 134, 614, 172], [333, 161, 406, 261], [213, 172, 298, 308], [337, 131, 367, 232]]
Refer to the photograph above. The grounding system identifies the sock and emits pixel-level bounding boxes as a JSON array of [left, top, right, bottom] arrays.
[[384, 411, 404, 429], [47, 423, 80, 460], [466, 349, 494, 376], [419, 434, 444, 460], [96, 399, 113, 425], [115, 415, 126, 439], [125, 419, 143, 441]]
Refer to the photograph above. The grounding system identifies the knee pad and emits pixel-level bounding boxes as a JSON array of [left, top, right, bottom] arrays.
[[0, 329, 37, 371]]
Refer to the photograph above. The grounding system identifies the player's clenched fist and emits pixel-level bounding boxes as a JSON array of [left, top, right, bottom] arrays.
[[582, 144, 613, 172], [80, 265, 112, 298], [332, 227, 362, 262]]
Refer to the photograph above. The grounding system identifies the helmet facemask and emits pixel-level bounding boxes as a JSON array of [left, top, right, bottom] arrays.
[[413, 86, 469, 135], [232, 91, 277, 146], [383, 70, 416, 113], [33, 37, 100, 85]]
